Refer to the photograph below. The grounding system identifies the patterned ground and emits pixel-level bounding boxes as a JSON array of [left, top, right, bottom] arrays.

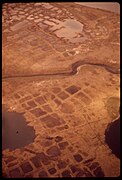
[[2, 2, 120, 177]]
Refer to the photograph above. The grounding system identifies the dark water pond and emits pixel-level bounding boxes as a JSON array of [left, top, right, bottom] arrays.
[[105, 117, 120, 159], [2, 107, 35, 150]]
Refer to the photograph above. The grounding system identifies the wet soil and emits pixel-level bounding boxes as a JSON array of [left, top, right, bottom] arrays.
[[2, 107, 35, 150], [106, 97, 120, 119]]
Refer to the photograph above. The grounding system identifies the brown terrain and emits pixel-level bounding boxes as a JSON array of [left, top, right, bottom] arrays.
[[2, 2, 120, 177]]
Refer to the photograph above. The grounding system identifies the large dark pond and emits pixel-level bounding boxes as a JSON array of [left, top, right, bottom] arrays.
[[2, 107, 35, 150], [105, 117, 120, 159]]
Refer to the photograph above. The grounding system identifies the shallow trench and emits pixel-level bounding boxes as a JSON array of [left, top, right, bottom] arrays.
[[2, 60, 120, 80]]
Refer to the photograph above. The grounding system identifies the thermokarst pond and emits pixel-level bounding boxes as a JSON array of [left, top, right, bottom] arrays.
[[104, 97, 120, 158], [50, 19, 86, 43], [105, 117, 120, 159], [2, 107, 35, 150]]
